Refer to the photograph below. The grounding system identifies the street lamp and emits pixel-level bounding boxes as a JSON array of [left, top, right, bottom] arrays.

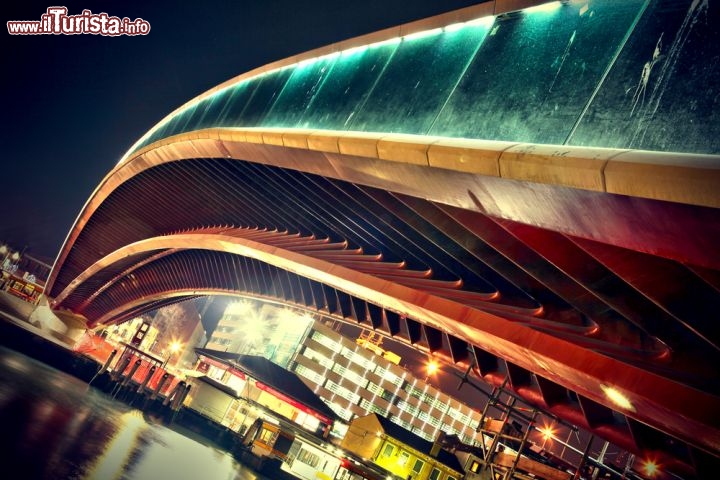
[[640, 458, 660, 478], [163, 340, 183, 368], [0, 245, 9, 270], [425, 359, 439, 381], [538, 424, 555, 450]]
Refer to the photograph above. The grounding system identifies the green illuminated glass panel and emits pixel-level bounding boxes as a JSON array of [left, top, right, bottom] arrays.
[[235, 68, 293, 126], [146, 104, 195, 144], [351, 23, 489, 134], [263, 57, 338, 126], [193, 87, 239, 131], [430, 1, 646, 144], [296, 44, 398, 129], [570, 0, 720, 154], [183, 89, 229, 132], [207, 79, 262, 128], [137, 121, 171, 150]]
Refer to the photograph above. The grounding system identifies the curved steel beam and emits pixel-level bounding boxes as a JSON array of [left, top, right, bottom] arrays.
[[46, 128, 720, 295]]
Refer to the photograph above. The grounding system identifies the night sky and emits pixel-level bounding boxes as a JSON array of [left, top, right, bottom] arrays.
[[2, 0, 480, 263]]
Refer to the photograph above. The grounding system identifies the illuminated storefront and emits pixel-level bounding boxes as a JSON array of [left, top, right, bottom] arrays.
[[186, 351, 336, 439]]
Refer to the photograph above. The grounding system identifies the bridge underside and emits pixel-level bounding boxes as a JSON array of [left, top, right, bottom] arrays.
[[46, 0, 720, 477], [46, 129, 720, 478]]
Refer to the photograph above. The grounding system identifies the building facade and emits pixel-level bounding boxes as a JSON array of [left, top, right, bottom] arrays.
[[293, 322, 484, 446], [207, 300, 491, 447], [341, 413, 464, 480], [206, 299, 313, 368], [101, 300, 207, 369], [189, 351, 336, 439]]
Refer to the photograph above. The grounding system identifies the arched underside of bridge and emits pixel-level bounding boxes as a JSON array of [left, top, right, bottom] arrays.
[[46, 1, 720, 478], [46, 130, 720, 478]]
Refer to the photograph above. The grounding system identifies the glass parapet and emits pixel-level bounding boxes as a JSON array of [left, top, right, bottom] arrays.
[[127, 0, 720, 158], [568, 0, 720, 154], [429, 0, 647, 144], [349, 22, 489, 134], [274, 41, 399, 129]]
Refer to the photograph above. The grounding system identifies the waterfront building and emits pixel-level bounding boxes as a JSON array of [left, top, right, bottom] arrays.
[[101, 300, 207, 369], [208, 300, 492, 447], [341, 413, 464, 480], [116, 297, 485, 447], [292, 321, 485, 446], [0, 243, 50, 303], [186, 350, 337, 439], [102, 315, 159, 352], [206, 299, 313, 368]]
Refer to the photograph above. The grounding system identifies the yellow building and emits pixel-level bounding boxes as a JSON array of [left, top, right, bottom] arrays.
[[341, 413, 463, 480]]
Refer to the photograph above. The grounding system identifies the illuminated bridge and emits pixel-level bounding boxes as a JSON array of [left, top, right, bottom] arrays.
[[47, 1, 719, 478]]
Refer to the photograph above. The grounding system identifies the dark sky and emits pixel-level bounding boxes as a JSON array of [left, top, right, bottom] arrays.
[[2, 0, 480, 263]]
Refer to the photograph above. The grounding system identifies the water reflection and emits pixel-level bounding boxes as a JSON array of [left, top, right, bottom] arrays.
[[0, 346, 268, 480]]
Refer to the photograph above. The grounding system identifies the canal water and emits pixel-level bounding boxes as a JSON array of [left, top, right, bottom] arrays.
[[0, 345, 270, 480]]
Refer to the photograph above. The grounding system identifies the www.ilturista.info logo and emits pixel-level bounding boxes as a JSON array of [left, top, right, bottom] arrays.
[[7, 7, 150, 36]]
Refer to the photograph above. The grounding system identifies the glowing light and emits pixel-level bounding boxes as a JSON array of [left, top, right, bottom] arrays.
[[426, 360, 439, 376], [297, 57, 317, 67], [369, 37, 401, 49], [539, 425, 555, 439], [601, 384, 635, 412], [641, 458, 660, 478], [465, 16, 495, 28], [403, 28, 442, 41], [525, 1, 562, 14], [318, 51, 340, 61], [168, 340, 183, 354], [226, 300, 254, 315], [342, 45, 368, 56], [443, 22, 466, 32]]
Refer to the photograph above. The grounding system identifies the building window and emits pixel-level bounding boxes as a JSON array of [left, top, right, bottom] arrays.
[[360, 399, 388, 417], [332, 363, 368, 388], [397, 399, 419, 416], [311, 331, 340, 351], [296, 448, 320, 468], [382, 443, 394, 458], [367, 382, 384, 396], [470, 460, 481, 473], [380, 389, 396, 403], [258, 428, 277, 445], [429, 467, 441, 480], [326, 380, 361, 404], [295, 364, 325, 384], [398, 450, 410, 466], [412, 458, 424, 475]]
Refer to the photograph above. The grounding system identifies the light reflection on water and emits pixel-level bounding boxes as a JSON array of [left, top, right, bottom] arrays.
[[0, 346, 268, 480]]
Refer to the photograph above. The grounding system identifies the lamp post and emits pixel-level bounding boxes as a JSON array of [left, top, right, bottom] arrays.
[[425, 359, 439, 382], [0, 245, 8, 266], [539, 424, 555, 450], [162, 340, 183, 369], [4, 250, 21, 274]]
